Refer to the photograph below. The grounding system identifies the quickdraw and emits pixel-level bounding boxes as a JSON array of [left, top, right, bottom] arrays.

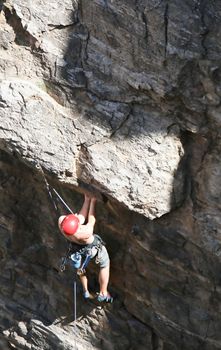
[[59, 243, 73, 272]]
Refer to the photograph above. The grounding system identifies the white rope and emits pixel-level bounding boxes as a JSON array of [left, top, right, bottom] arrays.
[[74, 279, 77, 349]]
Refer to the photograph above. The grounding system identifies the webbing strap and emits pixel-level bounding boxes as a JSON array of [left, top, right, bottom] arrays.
[[80, 253, 91, 271], [59, 243, 73, 272]]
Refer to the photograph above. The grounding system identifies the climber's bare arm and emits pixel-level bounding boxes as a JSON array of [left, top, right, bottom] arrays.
[[70, 198, 96, 242], [58, 196, 96, 244], [76, 194, 90, 224], [87, 197, 96, 227]]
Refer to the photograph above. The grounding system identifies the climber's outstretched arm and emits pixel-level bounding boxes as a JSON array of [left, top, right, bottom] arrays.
[[87, 197, 96, 227], [77, 194, 90, 224]]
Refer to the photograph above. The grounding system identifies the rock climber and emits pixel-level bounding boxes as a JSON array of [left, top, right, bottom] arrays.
[[58, 194, 113, 303]]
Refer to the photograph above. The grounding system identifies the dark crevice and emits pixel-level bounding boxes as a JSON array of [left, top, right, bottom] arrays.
[[193, 0, 210, 58], [78, 25, 90, 70], [87, 89, 126, 105], [2, 5, 37, 48], [110, 107, 132, 138], [0, 0, 6, 12], [201, 28, 209, 58], [169, 128, 212, 214], [77, 0, 90, 67], [180, 130, 210, 204], [141, 12, 148, 42], [146, 0, 164, 12], [152, 331, 163, 350], [43, 79, 73, 106], [48, 23, 77, 31], [200, 7, 209, 58], [164, 3, 169, 58]]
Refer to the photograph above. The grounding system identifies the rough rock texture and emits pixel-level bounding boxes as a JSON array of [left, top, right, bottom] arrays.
[[0, 0, 221, 349], [0, 0, 185, 219]]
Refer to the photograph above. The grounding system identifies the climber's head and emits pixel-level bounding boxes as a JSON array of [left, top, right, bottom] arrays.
[[59, 214, 80, 235]]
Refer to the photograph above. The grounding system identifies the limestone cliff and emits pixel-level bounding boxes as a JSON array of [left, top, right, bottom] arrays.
[[0, 0, 221, 349]]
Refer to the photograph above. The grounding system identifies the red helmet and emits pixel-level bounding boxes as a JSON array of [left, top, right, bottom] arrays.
[[61, 214, 80, 235]]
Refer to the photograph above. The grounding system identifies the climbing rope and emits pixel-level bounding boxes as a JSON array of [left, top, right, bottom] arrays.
[[36, 162, 79, 342], [36, 162, 74, 271], [52, 188, 74, 214], [73, 276, 77, 349], [36, 162, 73, 214]]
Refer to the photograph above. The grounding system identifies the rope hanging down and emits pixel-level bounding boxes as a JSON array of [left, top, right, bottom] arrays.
[[36, 162, 78, 346], [36, 162, 73, 214], [36, 162, 73, 271], [52, 188, 73, 214]]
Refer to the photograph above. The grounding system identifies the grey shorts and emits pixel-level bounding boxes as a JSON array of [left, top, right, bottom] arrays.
[[91, 245, 110, 268]]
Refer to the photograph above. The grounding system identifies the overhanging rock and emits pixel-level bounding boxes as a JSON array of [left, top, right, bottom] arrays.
[[0, 79, 184, 219]]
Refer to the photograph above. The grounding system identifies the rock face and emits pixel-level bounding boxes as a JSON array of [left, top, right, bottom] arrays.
[[0, 0, 221, 349]]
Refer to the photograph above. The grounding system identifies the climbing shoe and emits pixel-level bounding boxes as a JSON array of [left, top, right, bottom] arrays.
[[83, 290, 91, 299], [97, 294, 113, 303]]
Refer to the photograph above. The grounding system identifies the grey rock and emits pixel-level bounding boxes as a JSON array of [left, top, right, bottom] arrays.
[[0, 78, 184, 218], [0, 0, 221, 350], [0, 79, 80, 182]]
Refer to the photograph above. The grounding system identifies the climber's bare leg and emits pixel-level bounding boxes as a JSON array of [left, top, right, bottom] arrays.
[[98, 265, 110, 296], [79, 272, 89, 293]]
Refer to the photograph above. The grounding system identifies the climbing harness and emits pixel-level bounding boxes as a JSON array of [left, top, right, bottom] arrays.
[[71, 252, 82, 269], [69, 234, 105, 275]]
